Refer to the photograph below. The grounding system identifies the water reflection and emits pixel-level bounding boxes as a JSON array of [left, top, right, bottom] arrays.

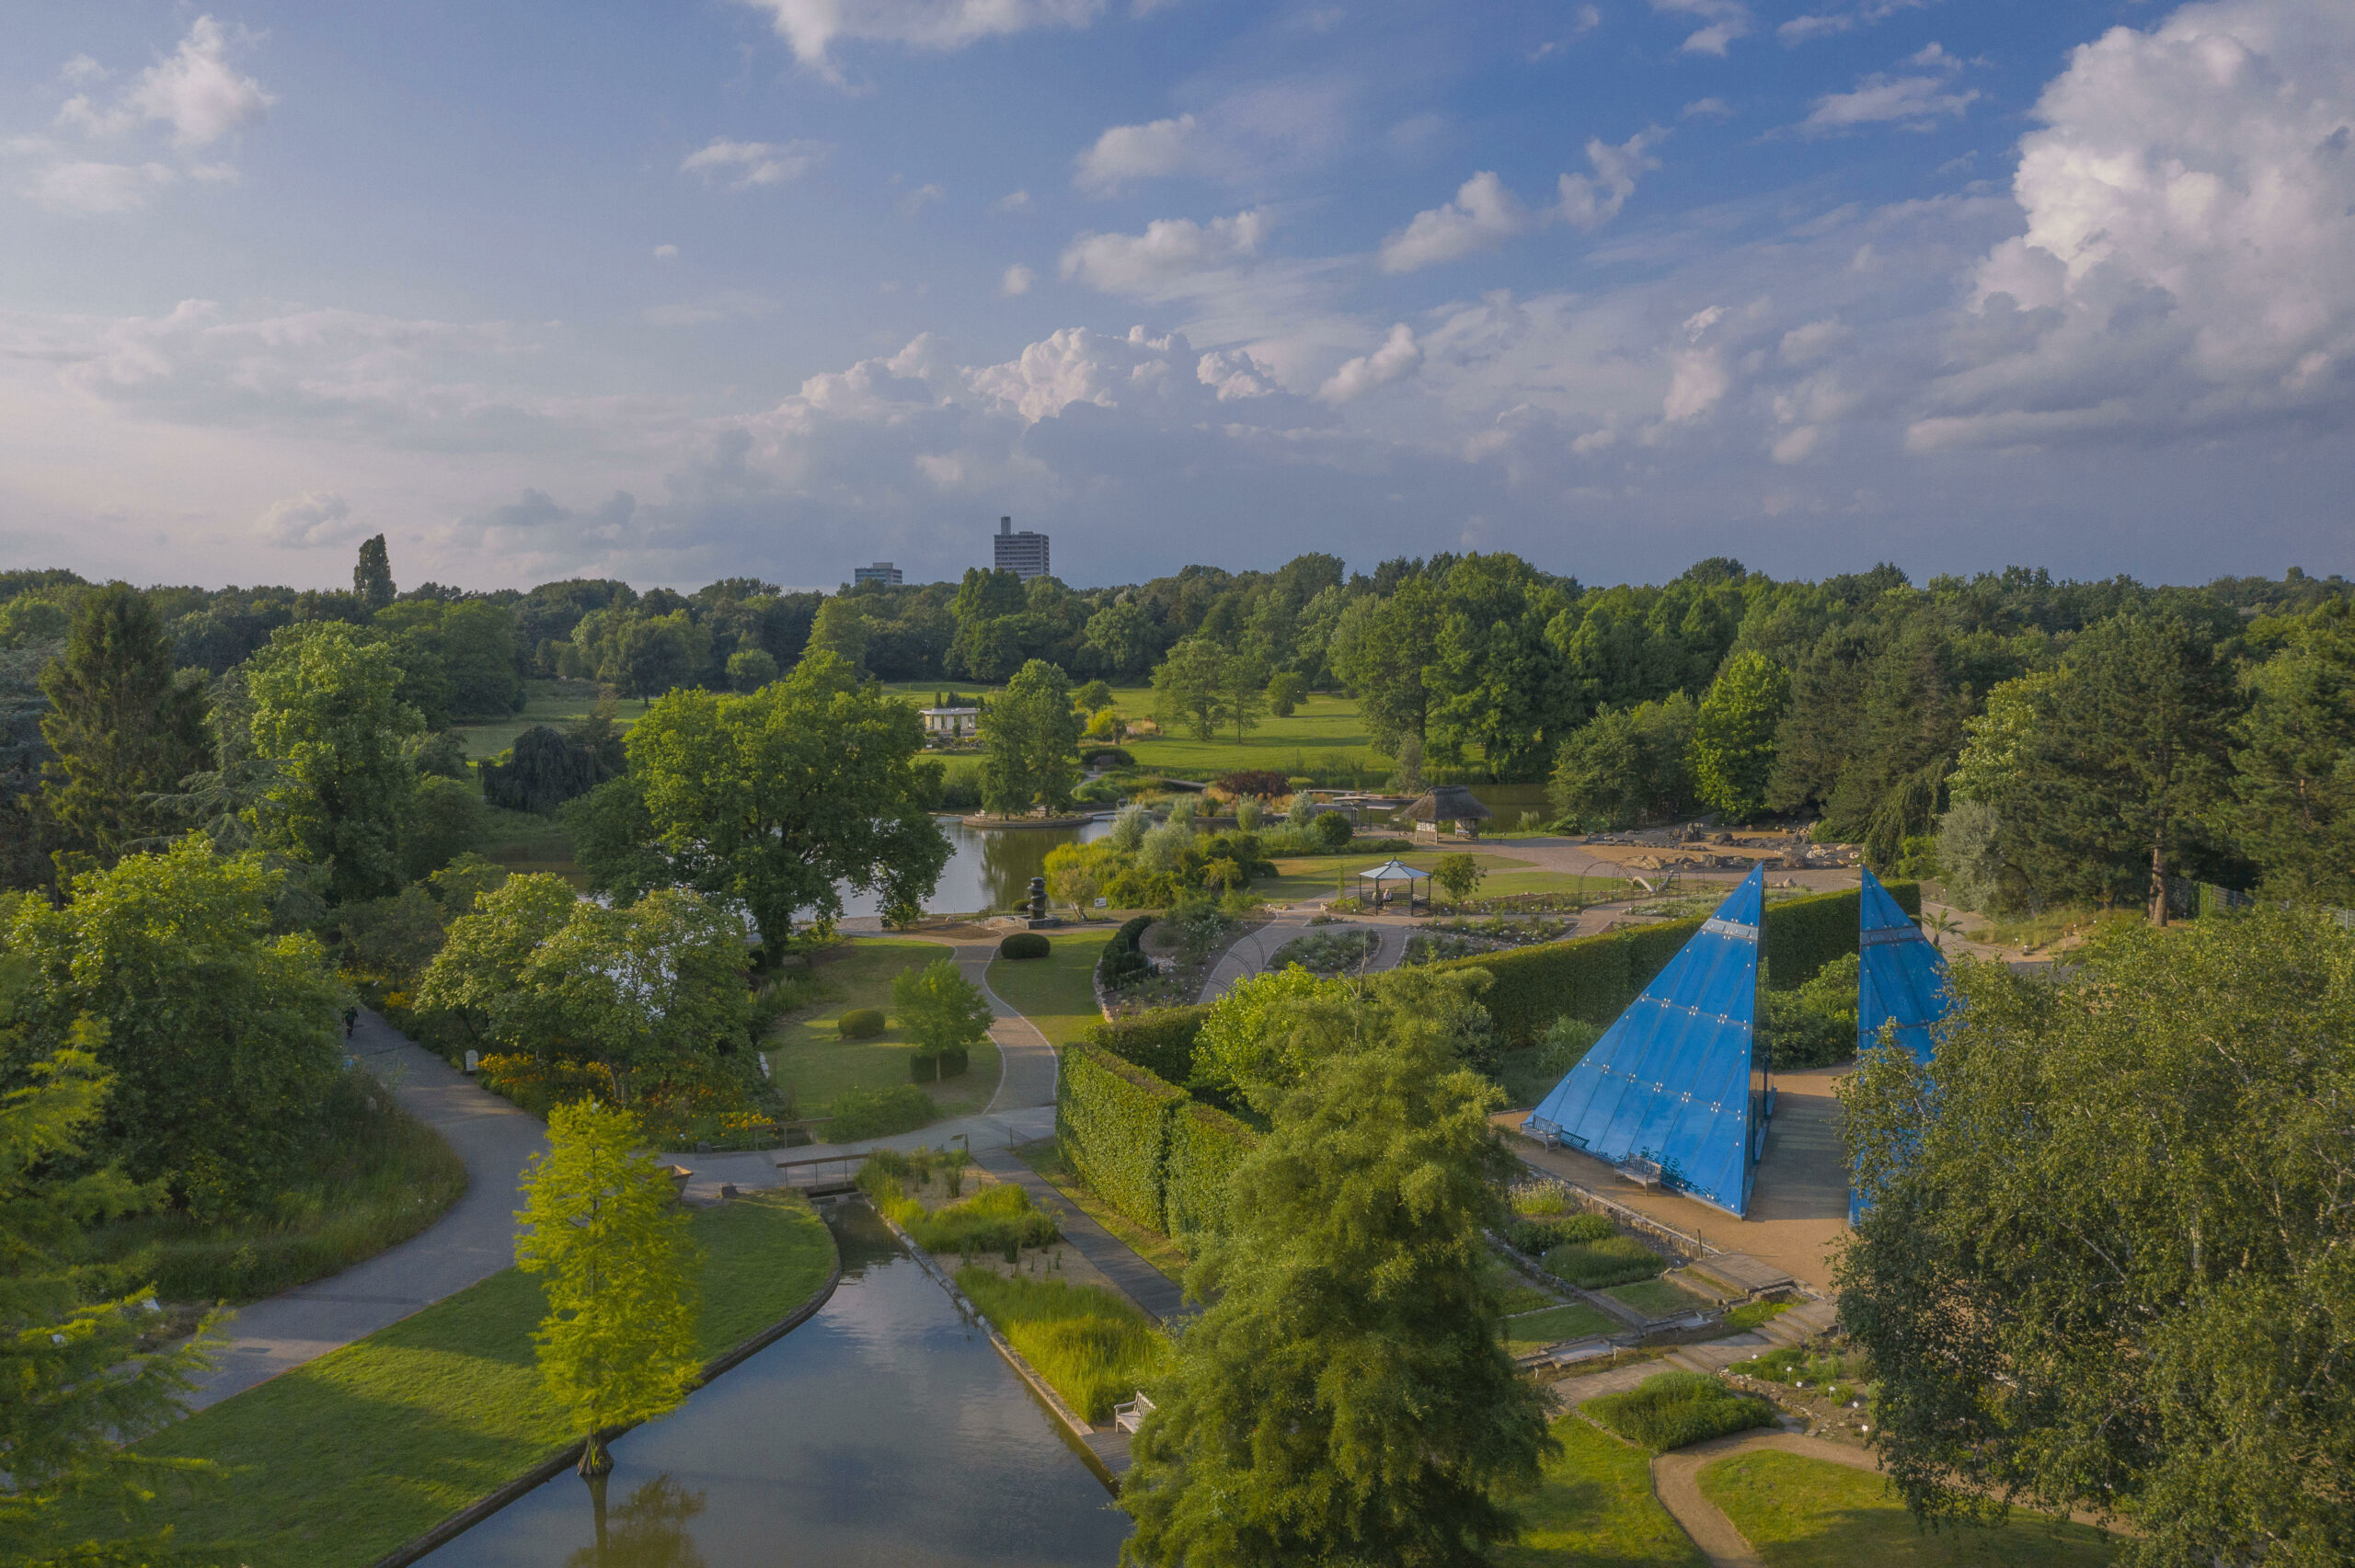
[[839, 818, 1114, 920], [416, 1202, 1131, 1568]]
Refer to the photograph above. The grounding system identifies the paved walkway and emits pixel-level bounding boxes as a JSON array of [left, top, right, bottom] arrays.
[[972, 1149, 1191, 1322], [187, 1010, 547, 1410], [1195, 916, 1408, 1004]]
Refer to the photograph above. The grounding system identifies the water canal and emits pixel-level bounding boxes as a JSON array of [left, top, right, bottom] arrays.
[[417, 1202, 1133, 1567]]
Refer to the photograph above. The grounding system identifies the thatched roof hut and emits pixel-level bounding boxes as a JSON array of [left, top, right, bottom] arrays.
[[1402, 784, 1493, 826]]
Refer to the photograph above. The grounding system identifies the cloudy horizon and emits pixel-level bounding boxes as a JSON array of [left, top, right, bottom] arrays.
[[3, 0, 2350, 593]]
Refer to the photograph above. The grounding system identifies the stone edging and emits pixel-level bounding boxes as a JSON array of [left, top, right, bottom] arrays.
[[368, 1247, 846, 1568], [870, 1206, 1111, 1482]]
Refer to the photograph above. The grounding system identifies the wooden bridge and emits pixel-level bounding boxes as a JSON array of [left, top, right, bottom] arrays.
[[774, 1151, 871, 1196]]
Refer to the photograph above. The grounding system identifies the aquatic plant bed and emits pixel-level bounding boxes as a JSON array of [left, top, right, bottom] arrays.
[[1696, 1450, 2118, 1566], [1582, 1370, 1776, 1452], [75, 1194, 837, 1568], [956, 1267, 1173, 1424], [1499, 1413, 1707, 1567], [1544, 1234, 1671, 1289]]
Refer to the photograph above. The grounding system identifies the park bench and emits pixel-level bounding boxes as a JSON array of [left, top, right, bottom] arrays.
[[1113, 1392, 1156, 1434]]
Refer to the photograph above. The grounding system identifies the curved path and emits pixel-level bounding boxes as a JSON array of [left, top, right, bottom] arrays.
[[1648, 1427, 1874, 1567], [187, 1010, 547, 1411], [1196, 917, 1408, 1004]]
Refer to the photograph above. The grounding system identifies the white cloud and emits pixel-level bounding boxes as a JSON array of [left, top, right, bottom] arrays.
[[731, 0, 1105, 75], [994, 189, 1032, 213], [681, 138, 826, 189], [57, 17, 271, 148], [1913, 0, 2355, 451], [1779, 16, 1849, 42], [1317, 324, 1421, 403], [1197, 347, 1277, 399], [1380, 171, 1529, 272], [1557, 130, 1663, 230], [1002, 264, 1036, 296], [1779, 317, 1853, 364], [1072, 81, 1351, 194], [653, 244, 680, 259], [899, 181, 946, 216], [1060, 209, 1269, 298], [1661, 305, 1730, 420], [1682, 97, 1734, 119], [1074, 113, 1200, 192], [1652, 0, 1753, 55], [1800, 48, 1978, 133], [257, 490, 353, 547], [25, 160, 177, 214]]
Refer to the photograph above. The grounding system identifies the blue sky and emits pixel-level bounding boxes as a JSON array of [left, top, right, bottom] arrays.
[[2, 0, 2350, 590]]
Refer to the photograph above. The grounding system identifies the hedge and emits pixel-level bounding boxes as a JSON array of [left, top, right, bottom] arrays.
[[1165, 1100, 1259, 1242], [1422, 881, 1922, 1044], [1088, 1005, 1210, 1085], [1096, 914, 1156, 990], [1056, 1040, 1187, 1235]]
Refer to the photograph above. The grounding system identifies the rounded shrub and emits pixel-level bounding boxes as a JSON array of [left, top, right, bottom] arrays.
[[838, 1007, 887, 1039], [1315, 809, 1355, 850], [999, 932, 1051, 960]]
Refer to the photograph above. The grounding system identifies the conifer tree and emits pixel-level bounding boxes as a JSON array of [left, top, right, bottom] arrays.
[[37, 584, 210, 868], [516, 1100, 702, 1477]]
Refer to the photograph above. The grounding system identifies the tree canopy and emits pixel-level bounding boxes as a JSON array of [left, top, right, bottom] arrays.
[[980, 658, 1081, 818]]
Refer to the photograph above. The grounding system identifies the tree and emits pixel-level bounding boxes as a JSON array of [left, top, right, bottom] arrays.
[[516, 1100, 702, 1478], [3, 837, 343, 1213], [803, 598, 870, 674], [1839, 910, 2355, 1562], [725, 647, 778, 692], [1080, 598, 1158, 681], [890, 958, 994, 1080], [38, 583, 211, 867], [626, 653, 949, 963], [1120, 969, 1552, 1564], [1327, 580, 1440, 757], [980, 659, 1082, 818], [1218, 649, 1268, 743], [245, 621, 424, 903], [1189, 965, 1350, 1116], [1265, 670, 1307, 717], [482, 725, 604, 814], [2230, 599, 2355, 906], [947, 567, 1028, 681], [2002, 613, 2238, 922], [1424, 554, 1573, 777], [416, 871, 582, 1046], [353, 533, 396, 613], [1688, 650, 1789, 823], [1433, 852, 1485, 905], [1074, 679, 1114, 714], [561, 774, 670, 903], [516, 891, 754, 1103], [0, 1026, 219, 1565], [1151, 636, 1228, 741]]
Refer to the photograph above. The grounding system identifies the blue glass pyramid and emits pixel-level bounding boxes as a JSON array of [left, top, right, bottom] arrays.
[[1525, 864, 1765, 1217], [1849, 868, 1951, 1224]]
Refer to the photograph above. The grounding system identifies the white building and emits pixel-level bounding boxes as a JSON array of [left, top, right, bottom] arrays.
[[921, 705, 980, 742], [992, 516, 1050, 580]]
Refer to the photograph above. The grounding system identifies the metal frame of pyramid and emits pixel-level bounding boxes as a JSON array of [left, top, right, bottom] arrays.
[[1524, 864, 1769, 1218], [1849, 867, 1951, 1225]]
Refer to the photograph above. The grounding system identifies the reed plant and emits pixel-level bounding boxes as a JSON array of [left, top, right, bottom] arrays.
[[1582, 1371, 1775, 1452], [954, 1267, 1172, 1423]]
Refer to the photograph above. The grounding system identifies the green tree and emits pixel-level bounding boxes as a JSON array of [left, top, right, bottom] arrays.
[[2002, 613, 2238, 921], [1121, 970, 1552, 1564], [0, 1025, 220, 1566], [1150, 636, 1228, 741], [1265, 670, 1307, 717], [626, 653, 948, 963], [1425, 554, 1574, 777], [1074, 678, 1115, 714], [725, 647, 778, 692], [353, 533, 396, 613], [516, 1100, 702, 1478], [2230, 599, 2355, 905], [1189, 965, 1350, 1116], [3, 837, 343, 1212], [1839, 910, 2355, 1563], [246, 621, 424, 903], [1218, 649, 1268, 743], [1688, 650, 1789, 823], [1080, 598, 1158, 681], [38, 583, 211, 868], [1433, 852, 1485, 905], [416, 871, 582, 1047], [803, 598, 870, 674], [947, 567, 1028, 681], [1327, 578, 1441, 757], [560, 775, 670, 903], [1548, 693, 1697, 830], [515, 890, 754, 1103], [890, 957, 993, 1080], [981, 659, 1082, 818]]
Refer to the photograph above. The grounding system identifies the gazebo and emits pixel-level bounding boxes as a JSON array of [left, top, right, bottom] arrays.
[[1355, 858, 1430, 914], [1403, 784, 1494, 839]]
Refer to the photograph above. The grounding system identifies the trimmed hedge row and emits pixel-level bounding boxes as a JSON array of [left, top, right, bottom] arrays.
[[1088, 1005, 1210, 1085], [1422, 882, 1921, 1045], [1165, 1100, 1261, 1241], [1056, 1040, 1189, 1234]]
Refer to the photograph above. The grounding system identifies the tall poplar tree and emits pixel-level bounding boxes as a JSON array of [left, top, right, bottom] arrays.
[[2231, 598, 2355, 906], [352, 533, 396, 614], [38, 584, 210, 868], [1688, 649, 1789, 823]]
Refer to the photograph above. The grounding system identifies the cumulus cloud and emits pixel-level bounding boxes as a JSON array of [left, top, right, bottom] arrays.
[[1072, 81, 1351, 194], [1661, 305, 1733, 421], [732, 0, 1105, 76], [1557, 130, 1663, 230], [1074, 113, 1200, 192], [1317, 325, 1421, 403], [1060, 209, 1269, 298], [1002, 264, 1036, 296], [1380, 172, 1529, 272], [1651, 0, 1752, 55], [18, 17, 269, 213], [257, 490, 353, 547], [1913, 0, 2355, 450], [681, 138, 827, 189]]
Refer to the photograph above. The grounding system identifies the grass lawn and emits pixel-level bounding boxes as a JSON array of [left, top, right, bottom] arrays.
[[764, 939, 1000, 1122], [1698, 1451, 2118, 1567], [1503, 1302, 1621, 1356], [102, 1193, 835, 1568], [448, 681, 651, 760], [1500, 1414, 1708, 1567], [474, 802, 581, 878], [1120, 690, 1384, 781], [1012, 1138, 1191, 1285], [985, 929, 1112, 1047], [1605, 1277, 1714, 1319]]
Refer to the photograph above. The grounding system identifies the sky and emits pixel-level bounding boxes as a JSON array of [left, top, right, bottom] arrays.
[[1, 0, 2350, 593]]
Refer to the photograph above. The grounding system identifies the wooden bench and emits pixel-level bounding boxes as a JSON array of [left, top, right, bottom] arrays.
[[1113, 1392, 1156, 1434]]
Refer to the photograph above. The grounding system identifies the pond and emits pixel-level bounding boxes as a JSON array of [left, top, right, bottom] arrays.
[[416, 1201, 1133, 1567], [839, 817, 1115, 921]]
